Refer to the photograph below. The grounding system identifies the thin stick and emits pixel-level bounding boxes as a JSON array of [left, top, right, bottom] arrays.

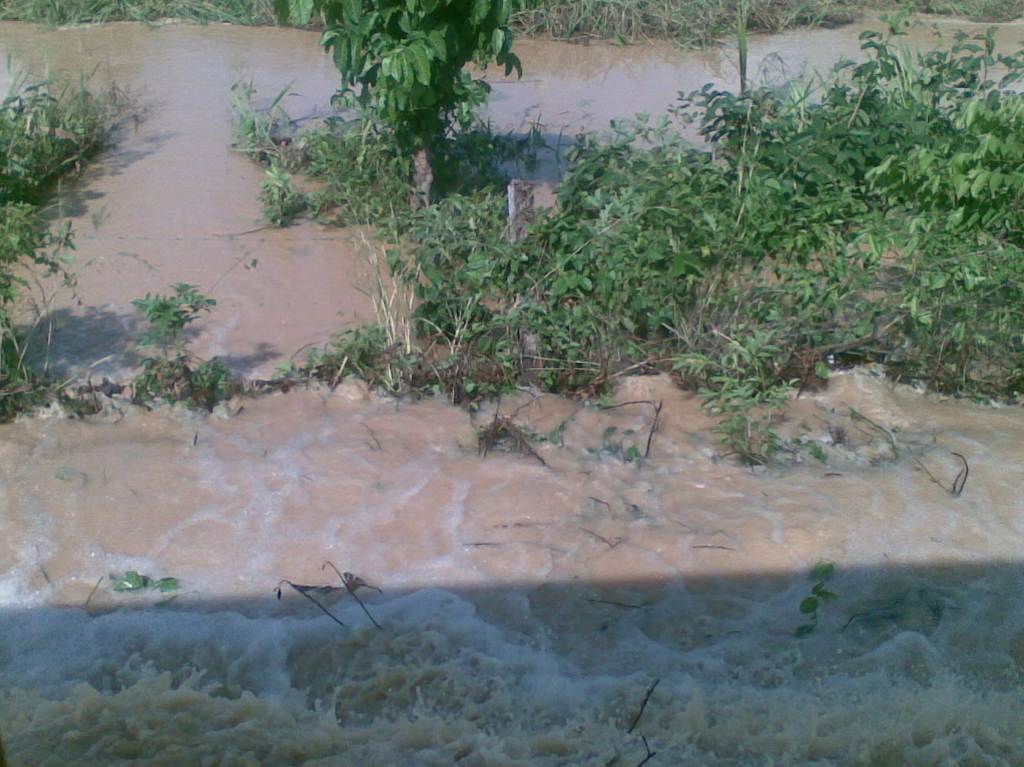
[[636, 735, 657, 767], [277, 579, 346, 629], [211, 225, 272, 238], [692, 544, 736, 551], [644, 400, 663, 458], [83, 576, 103, 608], [628, 678, 661, 734], [848, 407, 898, 454], [597, 399, 656, 411], [323, 561, 382, 630], [585, 597, 646, 610], [951, 452, 969, 497], [912, 455, 949, 493], [579, 527, 622, 548]]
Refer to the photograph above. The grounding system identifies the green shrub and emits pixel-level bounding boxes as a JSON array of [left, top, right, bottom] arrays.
[[131, 284, 239, 409], [381, 21, 1024, 460], [0, 77, 118, 419]]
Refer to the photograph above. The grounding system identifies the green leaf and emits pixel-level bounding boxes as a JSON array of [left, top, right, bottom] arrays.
[[491, 27, 506, 56], [799, 596, 819, 614], [810, 561, 835, 582], [110, 570, 150, 592], [288, 0, 315, 23], [155, 577, 180, 593], [410, 44, 432, 86], [812, 584, 838, 601]]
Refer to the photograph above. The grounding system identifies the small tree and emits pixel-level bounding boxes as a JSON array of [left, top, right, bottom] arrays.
[[281, 0, 521, 206]]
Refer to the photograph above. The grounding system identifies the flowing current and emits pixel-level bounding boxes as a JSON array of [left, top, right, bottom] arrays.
[[3, 16, 1024, 766]]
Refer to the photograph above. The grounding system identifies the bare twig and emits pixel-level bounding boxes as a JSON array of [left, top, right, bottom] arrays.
[[477, 407, 546, 466], [277, 579, 346, 629], [584, 597, 646, 610], [596, 399, 662, 459], [847, 407, 898, 454], [645, 401, 663, 458], [628, 678, 661, 734], [951, 452, 969, 497], [579, 527, 623, 549], [363, 423, 382, 451], [324, 561, 382, 630], [913, 452, 970, 497], [636, 735, 657, 767], [598, 399, 656, 411], [211, 224, 273, 238], [83, 576, 103, 608]]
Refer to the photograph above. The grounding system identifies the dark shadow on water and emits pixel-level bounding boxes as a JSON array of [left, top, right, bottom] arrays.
[[16, 306, 282, 381], [17, 304, 143, 380], [217, 341, 283, 376], [3, 559, 1024, 763]]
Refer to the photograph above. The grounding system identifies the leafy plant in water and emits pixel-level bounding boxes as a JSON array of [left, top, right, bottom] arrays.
[[299, 324, 415, 393], [796, 560, 838, 637], [109, 570, 180, 593], [279, 0, 522, 206], [132, 283, 216, 348], [260, 162, 307, 226], [264, 20, 1024, 452]]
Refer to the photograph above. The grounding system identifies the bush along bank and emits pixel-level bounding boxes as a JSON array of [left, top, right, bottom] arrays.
[[0, 76, 127, 420], [253, 19, 1024, 465]]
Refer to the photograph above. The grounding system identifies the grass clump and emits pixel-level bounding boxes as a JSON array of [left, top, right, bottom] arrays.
[[510, 0, 1021, 44], [0, 0, 276, 25], [260, 161, 306, 226], [511, 0, 862, 46], [232, 83, 535, 230], [292, 325, 416, 394], [1, 76, 122, 420]]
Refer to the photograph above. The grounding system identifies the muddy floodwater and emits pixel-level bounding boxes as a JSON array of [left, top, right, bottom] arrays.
[[3, 14, 1024, 766]]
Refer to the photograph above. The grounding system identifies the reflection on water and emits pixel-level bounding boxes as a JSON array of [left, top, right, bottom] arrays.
[[2, 15, 1024, 766]]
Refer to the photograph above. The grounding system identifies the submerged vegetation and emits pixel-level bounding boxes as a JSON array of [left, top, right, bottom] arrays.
[[0, 76, 122, 420], [244, 19, 1024, 464], [131, 283, 238, 409]]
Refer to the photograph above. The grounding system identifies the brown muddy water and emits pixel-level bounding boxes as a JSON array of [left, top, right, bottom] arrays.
[[3, 16, 1024, 767]]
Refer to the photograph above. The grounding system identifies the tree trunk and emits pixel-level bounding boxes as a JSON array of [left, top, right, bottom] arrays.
[[410, 146, 434, 210]]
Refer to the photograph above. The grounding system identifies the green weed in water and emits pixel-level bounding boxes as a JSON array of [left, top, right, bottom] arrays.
[[260, 162, 306, 226], [131, 284, 238, 409], [109, 570, 180, 593], [796, 561, 838, 637]]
